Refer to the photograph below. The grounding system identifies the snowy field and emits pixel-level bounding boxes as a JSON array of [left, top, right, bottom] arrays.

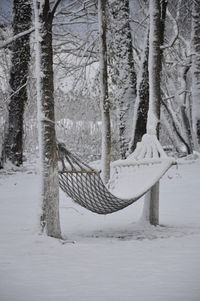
[[0, 155, 200, 301]]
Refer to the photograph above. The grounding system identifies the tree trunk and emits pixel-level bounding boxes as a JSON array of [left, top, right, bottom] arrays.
[[162, 111, 184, 153], [109, 0, 137, 159], [129, 1, 167, 153], [129, 30, 149, 153], [178, 65, 193, 153], [34, 0, 61, 238], [146, 0, 165, 135], [143, 0, 165, 226], [161, 99, 192, 154], [191, 0, 200, 148], [98, 0, 111, 184], [1, 0, 31, 167]]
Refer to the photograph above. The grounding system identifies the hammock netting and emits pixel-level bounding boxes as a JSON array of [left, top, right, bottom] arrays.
[[57, 134, 175, 215]]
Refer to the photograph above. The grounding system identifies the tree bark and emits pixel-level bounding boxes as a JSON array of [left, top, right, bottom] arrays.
[[98, 0, 111, 184], [161, 98, 192, 154], [34, 0, 62, 238], [129, 30, 149, 153], [191, 0, 200, 148], [146, 0, 165, 135], [129, 1, 167, 153], [1, 0, 31, 167], [109, 0, 137, 159], [143, 0, 166, 226], [162, 111, 184, 154], [178, 65, 193, 153]]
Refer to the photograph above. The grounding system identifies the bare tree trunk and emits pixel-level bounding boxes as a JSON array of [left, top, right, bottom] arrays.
[[191, 0, 200, 149], [98, 0, 111, 184], [1, 0, 31, 167], [34, 0, 62, 238]]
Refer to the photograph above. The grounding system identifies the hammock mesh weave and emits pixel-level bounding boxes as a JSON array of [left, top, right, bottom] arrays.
[[57, 135, 174, 215], [58, 144, 138, 214]]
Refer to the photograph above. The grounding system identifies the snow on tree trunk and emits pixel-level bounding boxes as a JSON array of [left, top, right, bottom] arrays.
[[109, 0, 137, 159], [129, 30, 149, 153], [162, 111, 184, 154], [161, 98, 191, 154], [191, 0, 200, 149], [1, 0, 31, 167], [98, 0, 111, 184], [178, 65, 193, 153], [146, 1, 163, 135], [34, 0, 61, 238], [143, 0, 163, 226]]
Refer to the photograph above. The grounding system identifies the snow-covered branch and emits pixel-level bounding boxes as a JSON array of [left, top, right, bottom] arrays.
[[0, 27, 34, 50]]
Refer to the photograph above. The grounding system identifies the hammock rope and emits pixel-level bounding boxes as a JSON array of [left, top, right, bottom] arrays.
[[57, 134, 175, 215]]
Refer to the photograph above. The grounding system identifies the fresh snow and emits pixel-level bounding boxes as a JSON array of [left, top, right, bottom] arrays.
[[110, 135, 174, 199], [0, 155, 200, 301]]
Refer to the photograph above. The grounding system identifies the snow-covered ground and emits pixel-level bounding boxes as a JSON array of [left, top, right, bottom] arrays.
[[0, 155, 200, 301]]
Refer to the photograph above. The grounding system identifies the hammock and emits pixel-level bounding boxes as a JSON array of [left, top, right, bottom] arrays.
[[57, 134, 175, 215]]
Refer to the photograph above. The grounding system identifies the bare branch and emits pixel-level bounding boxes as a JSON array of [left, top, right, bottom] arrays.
[[51, 0, 62, 17], [161, 9, 179, 50], [53, 21, 96, 26]]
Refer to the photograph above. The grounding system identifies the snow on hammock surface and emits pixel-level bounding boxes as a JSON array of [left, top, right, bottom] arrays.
[[109, 159, 171, 199], [58, 135, 175, 214], [109, 134, 175, 199], [0, 154, 200, 301]]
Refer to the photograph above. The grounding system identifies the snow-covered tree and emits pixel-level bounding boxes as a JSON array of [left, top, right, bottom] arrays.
[[108, 0, 137, 159], [1, 0, 32, 167], [98, 0, 111, 183], [191, 0, 200, 148], [142, 0, 164, 226], [159, 0, 194, 154], [129, 30, 149, 153], [34, 0, 62, 238]]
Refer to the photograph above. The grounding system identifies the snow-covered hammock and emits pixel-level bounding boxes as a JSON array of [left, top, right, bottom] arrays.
[[57, 134, 175, 215]]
